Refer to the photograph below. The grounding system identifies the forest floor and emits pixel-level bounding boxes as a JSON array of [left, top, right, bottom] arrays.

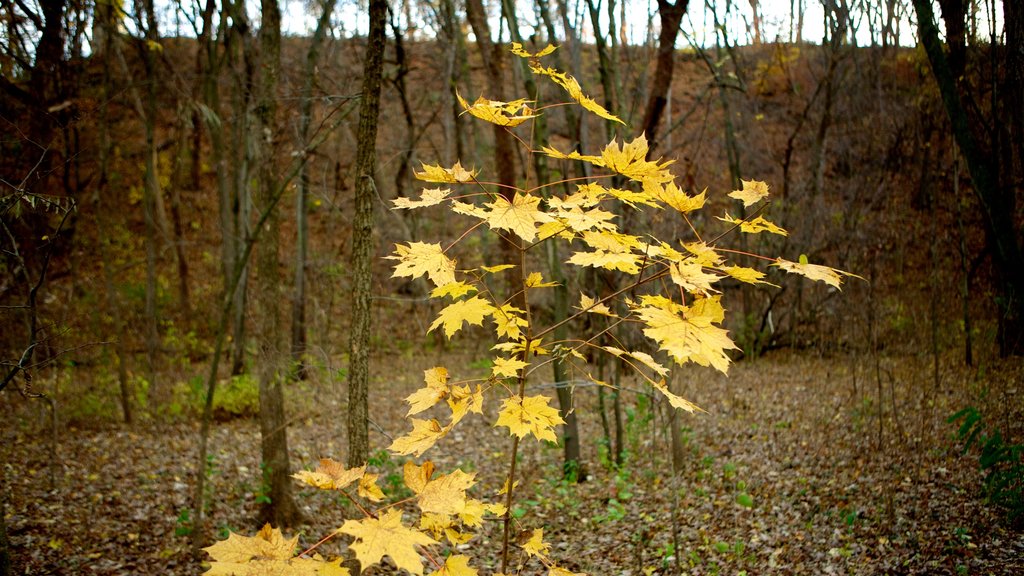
[[3, 351, 1023, 575]]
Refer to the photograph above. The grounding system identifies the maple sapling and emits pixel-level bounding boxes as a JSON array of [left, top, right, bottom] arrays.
[[203, 43, 852, 576]]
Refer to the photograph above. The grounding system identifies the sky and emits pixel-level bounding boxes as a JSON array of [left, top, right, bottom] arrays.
[[273, 0, 1003, 48]]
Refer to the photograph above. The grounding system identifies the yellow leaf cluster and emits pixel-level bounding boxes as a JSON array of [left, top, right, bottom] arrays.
[[496, 394, 565, 442], [338, 509, 438, 576], [203, 524, 348, 576]]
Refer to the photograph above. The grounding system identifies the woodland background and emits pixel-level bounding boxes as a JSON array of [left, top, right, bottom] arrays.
[[1, 0, 1023, 574]]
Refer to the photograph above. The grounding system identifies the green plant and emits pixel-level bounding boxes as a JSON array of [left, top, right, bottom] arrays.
[[203, 44, 851, 576], [949, 406, 1024, 524]]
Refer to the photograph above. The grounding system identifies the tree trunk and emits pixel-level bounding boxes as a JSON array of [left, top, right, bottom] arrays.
[[348, 0, 388, 468], [254, 0, 303, 527], [913, 0, 1024, 355], [292, 0, 335, 380], [641, 0, 689, 155]]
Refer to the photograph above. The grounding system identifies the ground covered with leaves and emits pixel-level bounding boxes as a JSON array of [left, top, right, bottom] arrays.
[[2, 351, 1022, 575]]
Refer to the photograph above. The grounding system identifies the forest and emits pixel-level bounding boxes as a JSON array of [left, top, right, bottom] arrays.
[[1, 0, 1023, 574]]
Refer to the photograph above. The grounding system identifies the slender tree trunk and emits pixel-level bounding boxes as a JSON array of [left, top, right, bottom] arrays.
[[641, 0, 689, 155], [253, 0, 303, 527], [292, 0, 335, 380], [348, 0, 388, 468]]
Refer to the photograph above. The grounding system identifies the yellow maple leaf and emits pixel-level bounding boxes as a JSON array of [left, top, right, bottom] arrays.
[[392, 188, 452, 209], [629, 350, 669, 377], [292, 459, 365, 491], [481, 264, 516, 274], [388, 242, 457, 288], [484, 193, 552, 242], [683, 242, 723, 266], [204, 556, 348, 576], [458, 498, 487, 527], [338, 509, 438, 576], [520, 528, 551, 558], [669, 260, 720, 295], [496, 394, 565, 442], [525, 271, 559, 288], [728, 179, 770, 207], [718, 214, 789, 236], [204, 524, 296, 564], [457, 92, 537, 127], [651, 379, 701, 413], [606, 186, 659, 208], [447, 384, 484, 426], [406, 367, 450, 416], [415, 161, 478, 183], [600, 135, 674, 183], [430, 295, 495, 338], [540, 145, 605, 167], [773, 256, 857, 289], [578, 293, 617, 317], [403, 460, 436, 494], [530, 63, 624, 125], [633, 295, 738, 374], [452, 200, 489, 219], [389, 418, 446, 456], [492, 356, 529, 378], [417, 469, 476, 515], [721, 265, 773, 286], [492, 303, 527, 341], [652, 182, 706, 213], [358, 473, 385, 502], [581, 229, 643, 252], [431, 281, 478, 300], [510, 42, 557, 58], [567, 249, 641, 274], [429, 554, 479, 576], [552, 205, 617, 233]]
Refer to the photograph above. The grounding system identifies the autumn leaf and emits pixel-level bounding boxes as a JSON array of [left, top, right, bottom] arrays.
[[548, 566, 587, 576], [338, 509, 438, 576], [457, 92, 537, 127], [524, 272, 559, 288], [429, 554, 479, 576], [567, 249, 641, 274], [481, 264, 516, 274], [293, 459, 365, 491], [430, 295, 495, 338], [392, 188, 452, 209], [406, 367, 451, 416], [492, 356, 529, 378], [520, 528, 551, 558], [492, 303, 527, 340], [633, 295, 738, 374], [653, 182, 706, 213], [447, 384, 484, 426], [728, 179, 770, 206], [600, 135, 674, 184], [415, 161, 477, 183], [204, 524, 296, 563], [540, 145, 605, 167], [417, 469, 476, 515], [388, 242, 457, 288], [721, 265, 773, 286], [483, 193, 552, 242], [496, 394, 565, 442], [389, 418, 447, 456], [683, 242, 723, 266], [358, 473, 385, 502], [718, 213, 788, 236], [431, 281, 477, 300], [629, 350, 669, 377], [551, 205, 617, 233], [403, 460, 436, 494], [510, 41, 557, 58], [529, 64, 624, 125], [651, 379, 702, 413], [669, 260, 721, 295], [581, 229, 644, 252], [578, 293, 617, 317], [773, 256, 857, 289]]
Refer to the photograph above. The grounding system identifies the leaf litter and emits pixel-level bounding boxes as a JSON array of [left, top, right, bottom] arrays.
[[1, 351, 1022, 574]]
